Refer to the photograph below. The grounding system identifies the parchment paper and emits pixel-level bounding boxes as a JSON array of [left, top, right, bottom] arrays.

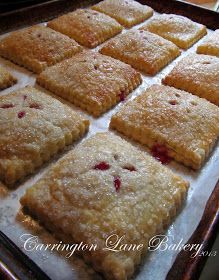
[[0, 13, 218, 280]]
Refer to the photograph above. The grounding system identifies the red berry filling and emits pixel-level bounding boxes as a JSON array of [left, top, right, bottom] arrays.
[[23, 95, 27, 100], [29, 103, 41, 109], [119, 91, 125, 102], [18, 111, 26, 119], [123, 165, 136, 172], [151, 144, 171, 165], [114, 176, 121, 192], [1, 104, 14, 109], [94, 161, 110, 170], [169, 100, 177, 105]]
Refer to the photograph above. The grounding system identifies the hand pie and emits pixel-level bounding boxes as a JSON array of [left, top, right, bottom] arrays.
[[37, 51, 142, 116], [197, 30, 219, 57], [47, 9, 123, 48], [92, 0, 153, 28], [20, 132, 188, 280], [140, 14, 207, 49], [100, 30, 180, 75], [110, 84, 219, 169], [163, 54, 219, 106], [0, 86, 89, 186], [0, 26, 82, 73], [0, 66, 17, 90]]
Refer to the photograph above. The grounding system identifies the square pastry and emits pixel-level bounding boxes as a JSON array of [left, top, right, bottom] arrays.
[[47, 9, 123, 48], [0, 26, 82, 73], [100, 30, 180, 75], [197, 30, 219, 57], [110, 85, 219, 169], [20, 132, 188, 280], [37, 51, 142, 116], [0, 66, 17, 90], [92, 0, 153, 28], [0, 86, 89, 186], [162, 54, 219, 106], [140, 14, 207, 49]]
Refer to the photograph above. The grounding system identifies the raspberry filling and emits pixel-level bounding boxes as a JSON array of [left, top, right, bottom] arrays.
[[23, 95, 27, 100], [119, 91, 125, 102], [114, 176, 121, 192], [169, 100, 177, 105], [123, 165, 136, 172], [1, 104, 14, 109], [29, 103, 41, 109], [94, 161, 110, 170], [18, 111, 26, 119], [151, 144, 171, 165]]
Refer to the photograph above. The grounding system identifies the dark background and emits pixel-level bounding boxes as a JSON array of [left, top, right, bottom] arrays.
[[0, 0, 51, 13]]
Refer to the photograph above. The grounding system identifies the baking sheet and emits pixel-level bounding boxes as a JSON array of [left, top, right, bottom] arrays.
[[0, 8, 219, 280]]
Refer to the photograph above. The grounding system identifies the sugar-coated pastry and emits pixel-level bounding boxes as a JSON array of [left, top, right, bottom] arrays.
[[92, 0, 153, 28], [37, 51, 142, 116], [48, 9, 123, 48], [100, 30, 180, 75], [140, 14, 207, 49], [110, 84, 219, 169], [197, 30, 219, 57], [0, 66, 17, 90], [0, 86, 89, 186], [20, 132, 188, 280], [0, 26, 82, 73], [163, 54, 219, 106]]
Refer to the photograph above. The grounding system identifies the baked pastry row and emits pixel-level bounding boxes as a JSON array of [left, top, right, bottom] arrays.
[[1, 82, 218, 188], [0, 1, 210, 76]]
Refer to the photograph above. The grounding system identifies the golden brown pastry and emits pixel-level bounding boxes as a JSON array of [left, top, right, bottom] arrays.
[[37, 51, 142, 116], [92, 0, 153, 28], [110, 84, 219, 169], [48, 9, 123, 48], [140, 13, 207, 49], [0, 26, 82, 73], [21, 132, 188, 280], [197, 30, 219, 57], [100, 30, 180, 75], [163, 54, 219, 106], [0, 86, 89, 186], [0, 66, 17, 90]]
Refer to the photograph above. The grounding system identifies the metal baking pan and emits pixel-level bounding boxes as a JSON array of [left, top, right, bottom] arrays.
[[0, 1, 218, 279]]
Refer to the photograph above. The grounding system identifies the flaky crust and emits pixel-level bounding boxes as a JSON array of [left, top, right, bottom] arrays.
[[92, 0, 153, 28], [140, 14, 207, 49], [110, 84, 219, 169], [100, 30, 180, 75], [162, 54, 219, 106], [0, 26, 82, 73], [0, 86, 89, 186], [0, 66, 17, 90], [21, 132, 188, 280], [48, 9, 123, 48], [37, 51, 142, 116], [197, 30, 219, 57]]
